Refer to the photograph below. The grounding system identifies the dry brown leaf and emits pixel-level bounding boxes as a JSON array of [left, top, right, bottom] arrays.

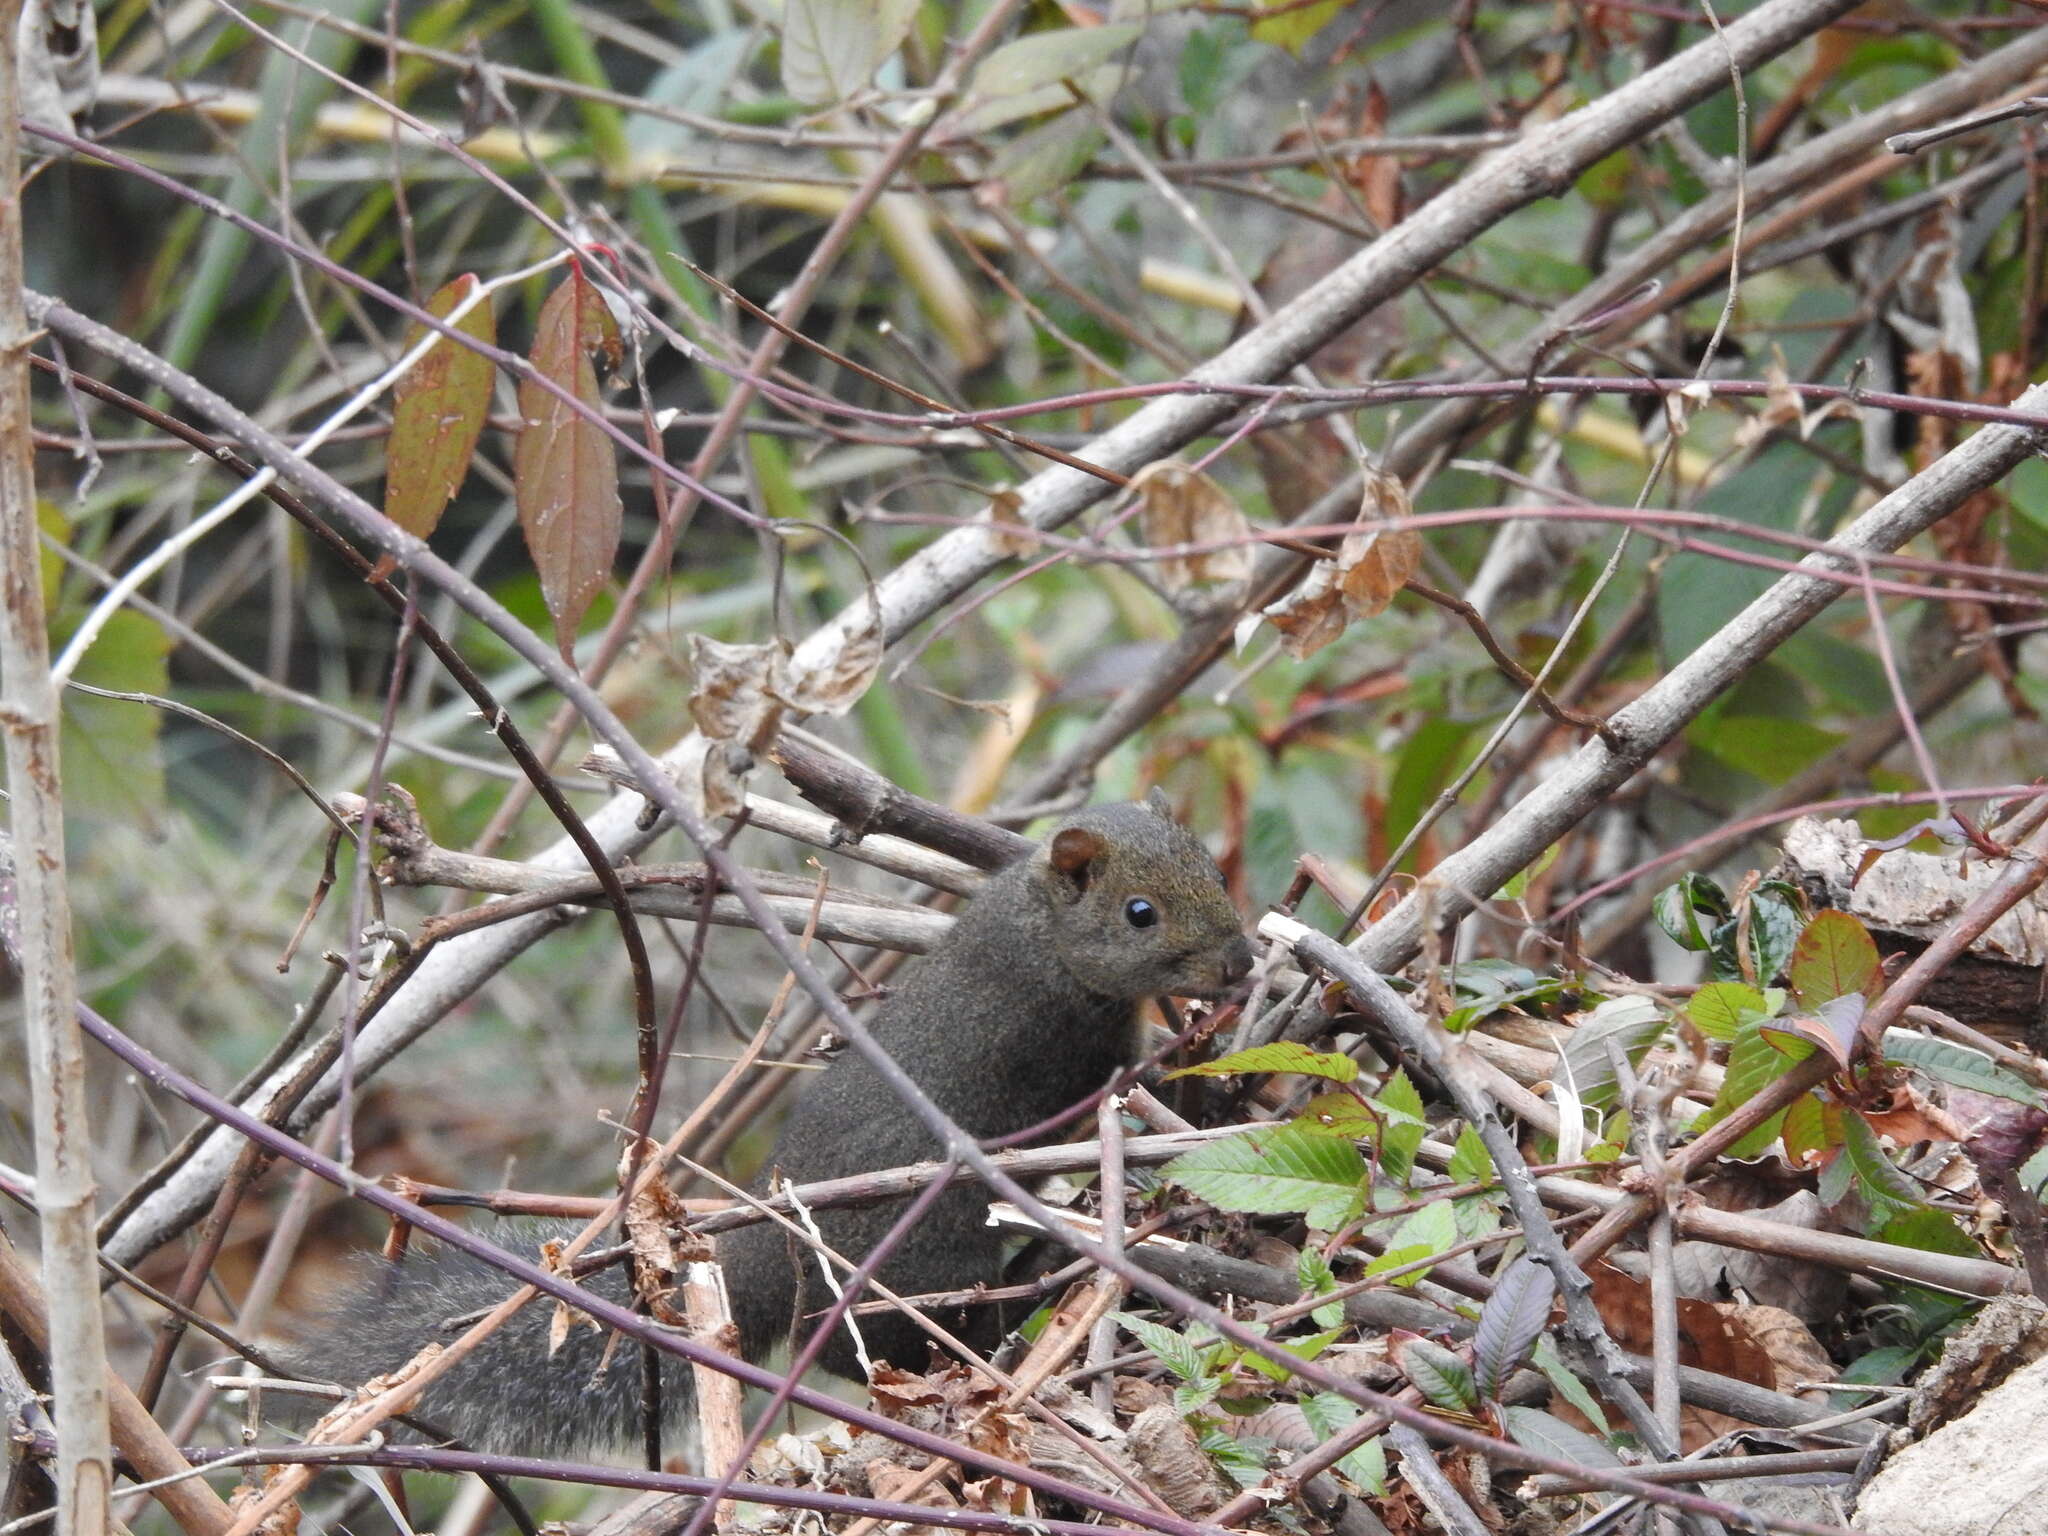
[[687, 634, 784, 751], [981, 487, 1036, 557], [1257, 469, 1417, 656], [1131, 459, 1253, 591], [1260, 558, 1351, 659], [669, 734, 748, 822], [775, 598, 883, 716]]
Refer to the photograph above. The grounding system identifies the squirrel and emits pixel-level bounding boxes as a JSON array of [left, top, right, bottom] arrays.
[[282, 796, 1253, 1457]]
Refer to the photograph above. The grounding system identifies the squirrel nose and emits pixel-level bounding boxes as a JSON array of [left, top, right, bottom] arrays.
[[1220, 935, 1255, 986]]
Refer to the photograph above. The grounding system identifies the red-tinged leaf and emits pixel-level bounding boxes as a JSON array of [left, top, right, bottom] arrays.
[[1781, 1092, 1839, 1169], [515, 267, 623, 656], [1787, 909, 1880, 1008], [385, 275, 496, 541]]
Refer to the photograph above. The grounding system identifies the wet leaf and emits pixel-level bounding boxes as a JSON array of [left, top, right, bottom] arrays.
[[514, 266, 623, 658], [385, 274, 496, 543]]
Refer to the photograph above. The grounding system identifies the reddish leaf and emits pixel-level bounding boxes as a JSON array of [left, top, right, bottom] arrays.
[[1780, 1092, 1840, 1169], [385, 274, 496, 542], [515, 267, 623, 656], [1786, 909, 1880, 1008]]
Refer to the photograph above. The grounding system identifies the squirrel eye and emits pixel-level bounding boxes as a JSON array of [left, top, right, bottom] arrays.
[[1124, 897, 1158, 929]]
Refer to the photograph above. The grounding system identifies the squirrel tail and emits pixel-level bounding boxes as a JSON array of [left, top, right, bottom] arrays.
[[276, 1219, 700, 1459]]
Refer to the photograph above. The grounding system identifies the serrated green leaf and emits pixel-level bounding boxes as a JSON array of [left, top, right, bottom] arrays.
[[1874, 1207, 1979, 1260], [1171, 1042, 1358, 1084], [1163, 1125, 1367, 1231], [1115, 1312, 1221, 1385], [1297, 1247, 1345, 1329], [1883, 1028, 2043, 1108], [1377, 1068, 1425, 1182], [1299, 1395, 1388, 1493], [1448, 1123, 1493, 1185]]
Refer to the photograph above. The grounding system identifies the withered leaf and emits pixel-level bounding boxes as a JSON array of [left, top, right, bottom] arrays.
[[774, 600, 883, 716], [514, 266, 624, 659], [1258, 469, 1419, 658], [1131, 460, 1253, 592], [981, 487, 1035, 558], [385, 274, 495, 542], [688, 634, 784, 751]]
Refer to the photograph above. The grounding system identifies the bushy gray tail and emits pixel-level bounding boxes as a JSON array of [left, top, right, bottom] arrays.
[[276, 1220, 699, 1458]]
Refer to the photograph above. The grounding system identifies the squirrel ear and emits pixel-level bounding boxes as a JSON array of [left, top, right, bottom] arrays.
[[1048, 825, 1105, 896], [1144, 787, 1175, 822]]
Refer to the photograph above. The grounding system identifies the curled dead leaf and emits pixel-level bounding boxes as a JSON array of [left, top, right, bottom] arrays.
[[981, 487, 1037, 558], [688, 635, 785, 752], [775, 600, 883, 716], [1131, 459, 1253, 591]]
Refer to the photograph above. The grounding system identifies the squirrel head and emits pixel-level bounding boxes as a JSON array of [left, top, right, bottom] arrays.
[[1028, 791, 1254, 1001]]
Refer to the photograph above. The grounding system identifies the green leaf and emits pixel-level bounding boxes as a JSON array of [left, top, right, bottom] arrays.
[[2022, 1143, 2048, 1200], [1653, 872, 1728, 951], [1240, 1326, 1344, 1383], [1397, 1336, 1477, 1413], [1693, 1020, 1794, 1158], [1559, 996, 1668, 1110], [970, 23, 1140, 98], [1448, 1124, 1493, 1185], [1874, 1207, 1980, 1260], [1531, 1335, 1607, 1435], [1788, 910, 1881, 1006], [987, 114, 1104, 207], [1297, 1247, 1345, 1329], [58, 610, 169, 818], [1837, 1112, 1924, 1232], [780, 0, 916, 104], [1501, 1405, 1623, 1470], [1781, 1092, 1840, 1168], [1882, 1028, 2043, 1108], [1692, 715, 1844, 787], [1740, 886, 1804, 985], [1299, 1394, 1386, 1493], [1163, 1124, 1367, 1231], [1115, 1312, 1222, 1385], [1251, 0, 1344, 52], [1686, 981, 1771, 1043], [1377, 1068, 1426, 1182], [386, 274, 496, 543], [1171, 1042, 1358, 1084]]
